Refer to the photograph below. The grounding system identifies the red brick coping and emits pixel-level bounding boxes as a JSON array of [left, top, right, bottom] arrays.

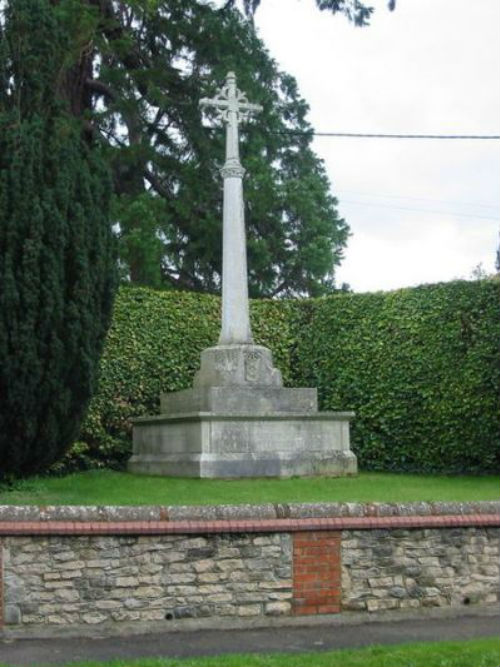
[[1, 506, 499, 625], [0, 513, 498, 536]]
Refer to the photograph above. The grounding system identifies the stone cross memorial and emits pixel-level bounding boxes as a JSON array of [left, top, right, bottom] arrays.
[[200, 71, 261, 347], [129, 72, 357, 478]]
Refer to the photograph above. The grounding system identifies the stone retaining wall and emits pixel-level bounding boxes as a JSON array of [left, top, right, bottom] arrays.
[[0, 502, 498, 634], [342, 527, 499, 612], [2, 533, 293, 626]]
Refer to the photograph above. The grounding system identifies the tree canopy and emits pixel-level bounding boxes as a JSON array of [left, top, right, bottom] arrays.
[[72, 0, 352, 297], [2, 0, 395, 297], [227, 0, 381, 26]]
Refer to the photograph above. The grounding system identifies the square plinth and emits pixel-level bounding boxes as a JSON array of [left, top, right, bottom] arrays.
[[129, 410, 357, 478], [160, 385, 319, 415]]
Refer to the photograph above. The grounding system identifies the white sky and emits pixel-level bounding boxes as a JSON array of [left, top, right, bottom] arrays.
[[254, 0, 500, 292]]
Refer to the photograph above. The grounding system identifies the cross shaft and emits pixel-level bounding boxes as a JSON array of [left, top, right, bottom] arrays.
[[199, 72, 262, 345]]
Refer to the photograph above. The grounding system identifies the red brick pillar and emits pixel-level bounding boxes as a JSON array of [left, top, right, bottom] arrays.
[[292, 530, 341, 615]]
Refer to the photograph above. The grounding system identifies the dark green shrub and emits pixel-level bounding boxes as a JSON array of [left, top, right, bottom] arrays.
[[0, 0, 116, 479]]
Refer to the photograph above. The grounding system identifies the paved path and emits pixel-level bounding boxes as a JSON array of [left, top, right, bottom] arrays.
[[1, 613, 499, 666]]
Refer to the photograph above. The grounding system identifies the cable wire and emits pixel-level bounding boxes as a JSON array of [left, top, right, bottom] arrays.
[[340, 199, 500, 220], [277, 131, 500, 140], [336, 190, 500, 210]]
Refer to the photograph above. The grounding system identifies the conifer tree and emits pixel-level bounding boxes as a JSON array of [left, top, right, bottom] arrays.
[[82, 1, 350, 297], [75, 0, 394, 297], [0, 0, 116, 478]]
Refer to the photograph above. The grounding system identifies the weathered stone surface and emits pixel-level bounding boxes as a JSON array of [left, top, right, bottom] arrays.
[[82, 612, 108, 624], [4, 604, 22, 625], [120, 71, 357, 479], [0, 506, 42, 521], [199, 73, 262, 346], [3, 532, 293, 627], [342, 527, 500, 612], [130, 410, 356, 478], [161, 385, 317, 415], [3, 506, 499, 632], [265, 601, 291, 616], [5, 501, 495, 525], [193, 346, 282, 388]]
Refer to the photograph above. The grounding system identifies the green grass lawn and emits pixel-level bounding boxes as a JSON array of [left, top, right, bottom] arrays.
[[8, 638, 497, 667], [0, 469, 498, 505]]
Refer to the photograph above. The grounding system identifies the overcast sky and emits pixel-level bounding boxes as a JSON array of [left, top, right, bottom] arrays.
[[254, 0, 500, 292]]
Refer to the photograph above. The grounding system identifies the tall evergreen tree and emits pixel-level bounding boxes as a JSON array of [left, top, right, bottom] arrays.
[[78, 0, 350, 296], [0, 0, 116, 478], [1, 0, 393, 299]]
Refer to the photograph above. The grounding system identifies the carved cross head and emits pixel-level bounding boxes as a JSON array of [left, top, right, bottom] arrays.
[[199, 72, 263, 125]]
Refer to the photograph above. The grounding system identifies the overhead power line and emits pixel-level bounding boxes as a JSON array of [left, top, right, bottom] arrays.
[[336, 190, 500, 211], [341, 199, 500, 221], [278, 131, 500, 140]]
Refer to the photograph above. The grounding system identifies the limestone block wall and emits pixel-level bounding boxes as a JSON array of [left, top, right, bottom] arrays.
[[2, 534, 292, 626], [341, 527, 499, 612], [0, 502, 498, 635]]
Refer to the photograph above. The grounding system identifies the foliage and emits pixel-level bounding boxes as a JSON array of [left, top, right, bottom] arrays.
[[233, 0, 378, 26], [0, 0, 116, 479], [1, 469, 498, 506], [74, 286, 292, 470], [291, 279, 500, 473], [79, 0, 395, 296], [66, 280, 500, 475], [65, 0, 349, 297]]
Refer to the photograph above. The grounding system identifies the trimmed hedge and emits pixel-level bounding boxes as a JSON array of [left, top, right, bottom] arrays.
[[290, 280, 500, 474], [61, 280, 499, 474], [61, 287, 293, 472]]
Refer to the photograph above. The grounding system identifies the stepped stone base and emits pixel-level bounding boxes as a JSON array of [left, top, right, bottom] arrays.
[[160, 386, 318, 415], [130, 385, 357, 479], [130, 344, 357, 478]]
